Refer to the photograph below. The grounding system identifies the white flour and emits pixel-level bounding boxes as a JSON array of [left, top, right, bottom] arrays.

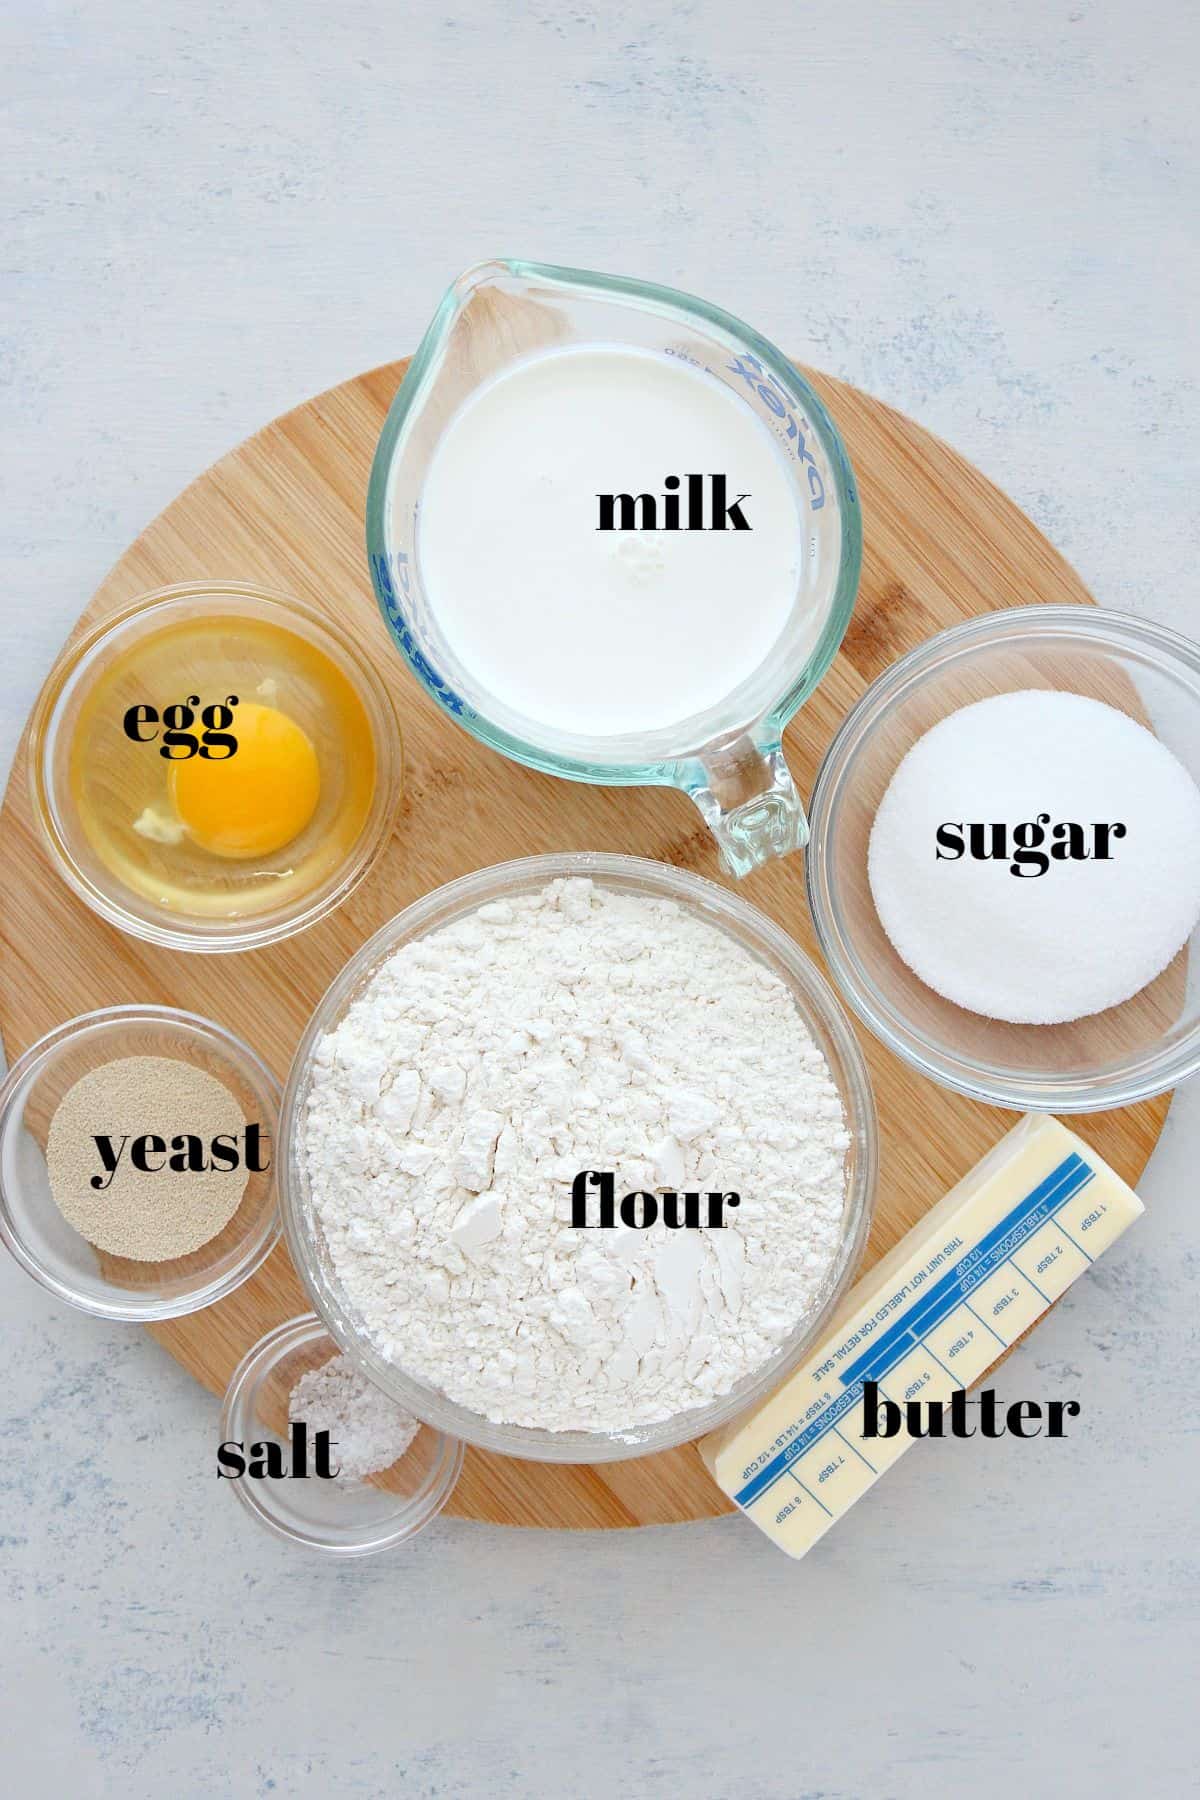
[[303, 878, 850, 1434]]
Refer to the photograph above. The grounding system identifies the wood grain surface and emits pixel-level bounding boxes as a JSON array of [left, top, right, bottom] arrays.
[[0, 359, 1170, 1529]]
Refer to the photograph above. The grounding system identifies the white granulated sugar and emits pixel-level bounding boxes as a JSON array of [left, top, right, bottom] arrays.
[[303, 878, 850, 1435], [288, 1353, 419, 1482], [869, 690, 1200, 1025]]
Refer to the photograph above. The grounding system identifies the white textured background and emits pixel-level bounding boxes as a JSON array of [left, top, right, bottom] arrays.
[[3, 3, 1198, 1795]]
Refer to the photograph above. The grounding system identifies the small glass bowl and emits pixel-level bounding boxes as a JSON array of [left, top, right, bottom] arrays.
[[0, 1005, 280, 1318], [279, 851, 877, 1464], [27, 582, 402, 953], [221, 1313, 464, 1554], [806, 606, 1200, 1111]]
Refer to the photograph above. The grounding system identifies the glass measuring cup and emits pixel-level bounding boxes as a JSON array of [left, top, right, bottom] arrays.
[[366, 261, 862, 877]]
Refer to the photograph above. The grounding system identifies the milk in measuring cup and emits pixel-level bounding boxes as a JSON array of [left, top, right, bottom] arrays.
[[415, 345, 803, 737]]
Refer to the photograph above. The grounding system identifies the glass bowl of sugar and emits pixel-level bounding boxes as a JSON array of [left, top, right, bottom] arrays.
[[806, 606, 1200, 1111]]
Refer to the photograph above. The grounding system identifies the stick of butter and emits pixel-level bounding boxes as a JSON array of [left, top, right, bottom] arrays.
[[700, 1114, 1143, 1559]]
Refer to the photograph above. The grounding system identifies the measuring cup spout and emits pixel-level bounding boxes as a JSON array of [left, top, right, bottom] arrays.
[[684, 738, 808, 877]]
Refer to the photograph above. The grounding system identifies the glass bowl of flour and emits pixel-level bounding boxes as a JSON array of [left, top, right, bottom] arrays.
[[279, 853, 876, 1462]]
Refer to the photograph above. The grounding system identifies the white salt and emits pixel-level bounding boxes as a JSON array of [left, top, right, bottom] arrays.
[[289, 1353, 419, 1483], [868, 689, 1200, 1025]]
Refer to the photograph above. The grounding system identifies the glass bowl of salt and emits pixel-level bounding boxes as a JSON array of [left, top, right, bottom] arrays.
[[221, 1313, 464, 1554], [806, 606, 1200, 1111]]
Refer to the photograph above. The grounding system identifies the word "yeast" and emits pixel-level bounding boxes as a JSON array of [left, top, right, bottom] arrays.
[[90, 1122, 271, 1190]]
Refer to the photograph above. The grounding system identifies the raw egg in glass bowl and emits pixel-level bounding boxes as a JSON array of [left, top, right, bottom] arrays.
[[29, 583, 402, 952]]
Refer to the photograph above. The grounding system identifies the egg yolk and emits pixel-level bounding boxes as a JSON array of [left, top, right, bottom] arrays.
[[168, 702, 321, 859]]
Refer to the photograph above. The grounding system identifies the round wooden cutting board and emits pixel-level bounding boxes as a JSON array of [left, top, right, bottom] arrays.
[[0, 360, 1170, 1530]]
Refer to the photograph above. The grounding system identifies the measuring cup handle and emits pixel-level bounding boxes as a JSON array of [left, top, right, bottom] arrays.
[[682, 738, 808, 878]]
